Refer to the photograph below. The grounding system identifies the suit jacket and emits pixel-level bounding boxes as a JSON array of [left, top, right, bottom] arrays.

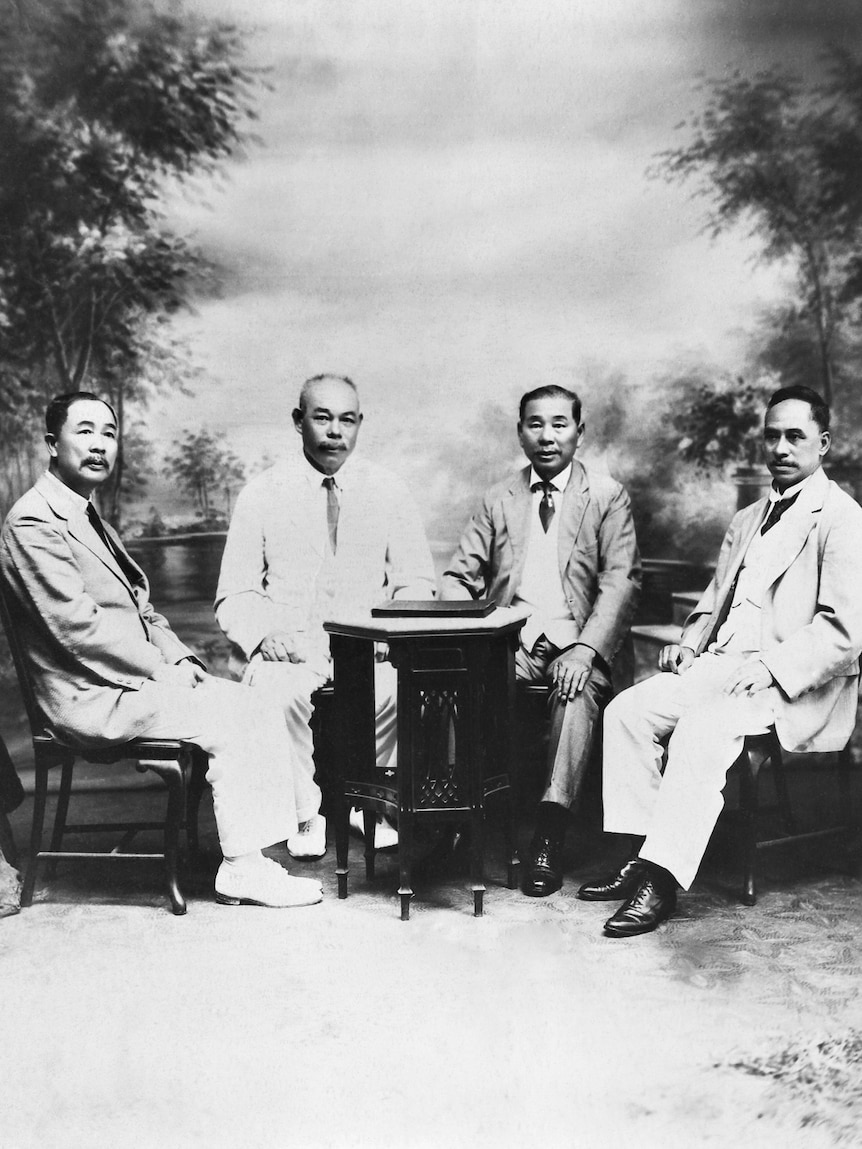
[[681, 466, 862, 753], [0, 473, 196, 745], [441, 461, 641, 670], [215, 453, 436, 670]]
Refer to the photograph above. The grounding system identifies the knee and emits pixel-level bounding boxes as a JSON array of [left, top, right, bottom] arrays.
[[603, 687, 639, 730]]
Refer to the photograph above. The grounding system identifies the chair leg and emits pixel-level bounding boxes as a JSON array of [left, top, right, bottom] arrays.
[[504, 785, 519, 890], [769, 742, 796, 836], [363, 809, 376, 880], [185, 747, 207, 858], [0, 807, 18, 870], [148, 760, 187, 915], [22, 756, 56, 907], [46, 755, 74, 880], [335, 795, 350, 900], [738, 749, 758, 906]]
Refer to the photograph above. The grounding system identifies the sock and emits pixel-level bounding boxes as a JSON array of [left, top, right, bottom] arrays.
[[534, 801, 569, 839]]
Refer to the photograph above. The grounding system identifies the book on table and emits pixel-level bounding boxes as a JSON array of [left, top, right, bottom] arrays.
[[370, 599, 496, 618]]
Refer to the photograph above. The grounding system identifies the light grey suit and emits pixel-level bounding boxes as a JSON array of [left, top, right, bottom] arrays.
[[443, 460, 641, 808], [0, 472, 300, 855]]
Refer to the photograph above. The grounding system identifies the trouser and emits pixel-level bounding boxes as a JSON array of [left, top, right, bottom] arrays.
[[516, 637, 613, 810], [241, 658, 398, 823], [602, 651, 777, 889], [135, 676, 299, 858]]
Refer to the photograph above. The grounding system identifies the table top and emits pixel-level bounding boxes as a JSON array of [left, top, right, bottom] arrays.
[[323, 604, 531, 641]]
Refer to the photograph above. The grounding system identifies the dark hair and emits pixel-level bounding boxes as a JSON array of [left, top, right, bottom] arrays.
[[45, 391, 117, 437], [518, 385, 581, 424], [766, 385, 830, 432], [297, 374, 358, 413]]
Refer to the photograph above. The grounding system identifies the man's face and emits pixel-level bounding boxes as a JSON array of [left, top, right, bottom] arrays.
[[293, 378, 363, 475], [763, 398, 830, 492], [46, 398, 118, 497], [518, 397, 584, 480]]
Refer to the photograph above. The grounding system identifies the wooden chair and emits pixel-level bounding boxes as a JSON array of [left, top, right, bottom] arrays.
[[0, 581, 207, 915], [729, 729, 855, 905]]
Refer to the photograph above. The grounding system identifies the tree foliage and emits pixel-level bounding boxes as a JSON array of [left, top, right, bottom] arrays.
[[165, 428, 245, 520], [0, 0, 258, 522], [654, 51, 862, 405]]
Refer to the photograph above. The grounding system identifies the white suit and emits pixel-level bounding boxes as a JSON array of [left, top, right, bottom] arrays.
[[603, 467, 862, 888], [215, 453, 436, 818]]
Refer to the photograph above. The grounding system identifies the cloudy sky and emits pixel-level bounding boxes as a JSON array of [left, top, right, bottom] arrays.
[[152, 0, 862, 538]]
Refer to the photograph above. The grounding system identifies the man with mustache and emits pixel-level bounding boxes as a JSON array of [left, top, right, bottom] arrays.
[[442, 384, 641, 897], [215, 374, 436, 860], [585, 385, 862, 936], [0, 392, 322, 908]]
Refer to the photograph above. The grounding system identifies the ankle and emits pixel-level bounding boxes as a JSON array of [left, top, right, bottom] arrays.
[[643, 861, 677, 893], [534, 801, 569, 841]]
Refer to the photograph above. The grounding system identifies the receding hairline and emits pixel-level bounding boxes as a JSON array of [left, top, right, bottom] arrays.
[[296, 374, 360, 414]]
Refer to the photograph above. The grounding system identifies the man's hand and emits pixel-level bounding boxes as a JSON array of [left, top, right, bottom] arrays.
[[722, 658, 774, 697], [152, 660, 206, 688], [259, 631, 307, 663], [658, 644, 695, 675], [553, 645, 595, 703]]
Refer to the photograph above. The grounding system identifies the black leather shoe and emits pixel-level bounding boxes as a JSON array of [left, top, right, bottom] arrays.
[[523, 834, 564, 898], [577, 858, 648, 901], [603, 875, 677, 938]]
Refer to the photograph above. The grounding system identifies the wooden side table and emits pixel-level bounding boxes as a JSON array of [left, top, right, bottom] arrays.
[[324, 606, 529, 919]]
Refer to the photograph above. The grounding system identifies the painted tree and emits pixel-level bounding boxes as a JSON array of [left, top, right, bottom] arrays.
[[654, 51, 862, 406], [165, 429, 246, 520], [0, 0, 258, 523]]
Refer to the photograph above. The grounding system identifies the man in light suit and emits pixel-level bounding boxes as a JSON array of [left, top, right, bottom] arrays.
[[0, 392, 323, 908], [583, 385, 862, 936], [215, 374, 436, 860], [442, 385, 641, 897]]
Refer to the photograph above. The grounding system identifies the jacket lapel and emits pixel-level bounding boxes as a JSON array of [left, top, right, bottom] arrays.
[[558, 461, 589, 577], [501, 468, 532, 583], [758, 468, 827, 591], [35, 475, 139, 591]]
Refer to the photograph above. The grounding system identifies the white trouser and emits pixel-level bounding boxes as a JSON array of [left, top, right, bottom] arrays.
[[602, 652, 778, 889], [242, 658, 398, 824], [136, 676, 298, 858]]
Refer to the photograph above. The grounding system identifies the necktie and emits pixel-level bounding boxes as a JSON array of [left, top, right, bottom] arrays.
[[323, 476, 339, 553], [760, 492, 800, 536], [532, 481, 556, 533], [86, 503, 139, 584]]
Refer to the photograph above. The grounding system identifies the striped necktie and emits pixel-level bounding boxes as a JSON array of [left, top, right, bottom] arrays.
[[323, 476, 339, 553]]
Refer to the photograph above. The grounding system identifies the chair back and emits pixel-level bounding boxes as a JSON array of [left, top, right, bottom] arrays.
[[0, 576, 49, 736]]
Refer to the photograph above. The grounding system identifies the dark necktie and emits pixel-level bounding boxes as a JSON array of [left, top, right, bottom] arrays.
[[323, 476, 339, 553], [86, 503, 140, 585], [760, 492, 800, 536], [532, 481, 556, 533]]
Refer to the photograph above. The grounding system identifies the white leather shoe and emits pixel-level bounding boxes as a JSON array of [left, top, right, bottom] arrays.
[[287, 813, 327, 859], [215, 856, 323, 907], [349, 808, 398, 851]]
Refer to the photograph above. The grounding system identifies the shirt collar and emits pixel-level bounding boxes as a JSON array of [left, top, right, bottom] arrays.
[[768, 467, 819, 504], [529, 462, 573, 493], [301, 453, 353, 490]]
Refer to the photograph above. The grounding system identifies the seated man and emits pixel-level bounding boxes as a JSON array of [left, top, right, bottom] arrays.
[[583, 385, 862, 936], [442, 385, 641, 896], [215, 374, 436, 859], [0, 391, 322, 909]]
